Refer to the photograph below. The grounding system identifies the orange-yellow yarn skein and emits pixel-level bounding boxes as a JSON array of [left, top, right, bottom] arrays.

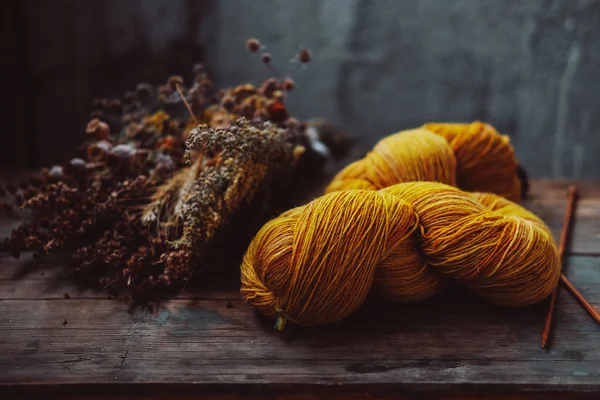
[[240, 182, 560, 329], [326, 121, 522, 202]]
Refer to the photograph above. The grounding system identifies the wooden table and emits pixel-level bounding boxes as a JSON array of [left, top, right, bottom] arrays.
[[1, 179, 600, 399]]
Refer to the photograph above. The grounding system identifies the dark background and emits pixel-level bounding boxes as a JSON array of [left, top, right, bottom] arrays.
[[2, 0, 599, 179]]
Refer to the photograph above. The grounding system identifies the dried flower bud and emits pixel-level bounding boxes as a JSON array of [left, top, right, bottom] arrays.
[[262, 53, 272, 64], [282, 78, 296, 92], [285, 117, 299, 130], [272, 90, 285, 103], [220, 95, 235, 111], [158, 85, 171, 98], [239, 103, 254, 119], [267, 101, 289, 123], [246, 38, 261, 53], [48, 165, 64, 180], [111, 144, 136, 159], [86, 119, 111, 140], [231, 83, 257, 99], [87, 140, 113, 162], [167, 75, 184, 90], [70, 158, 87, 170], [259, 78, 278, 98], [253, 108, 269, 122], [297, 48, 312, 63]]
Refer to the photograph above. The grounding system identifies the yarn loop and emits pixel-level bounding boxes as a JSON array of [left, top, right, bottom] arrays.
[[326, 122, 522, 201]]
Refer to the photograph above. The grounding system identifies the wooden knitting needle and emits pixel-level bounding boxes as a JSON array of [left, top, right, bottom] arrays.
[[559, 274, 600, 325], [541, 185, 577, 349], [541, 185, 600, 348]]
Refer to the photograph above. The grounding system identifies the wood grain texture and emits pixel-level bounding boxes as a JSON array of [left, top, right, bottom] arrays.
[[1, 180, 600, 398]]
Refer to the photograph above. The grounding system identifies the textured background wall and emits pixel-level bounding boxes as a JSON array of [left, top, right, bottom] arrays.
[[3, 0, 600, 179]]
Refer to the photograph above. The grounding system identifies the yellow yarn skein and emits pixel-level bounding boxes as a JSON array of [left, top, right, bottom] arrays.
[[326, 121, 522, 202], [241, 122, 559, 329]]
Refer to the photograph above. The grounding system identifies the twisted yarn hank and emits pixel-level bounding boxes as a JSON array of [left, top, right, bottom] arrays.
[[241, 122, 560, 329], [326, 121, 522, 202]]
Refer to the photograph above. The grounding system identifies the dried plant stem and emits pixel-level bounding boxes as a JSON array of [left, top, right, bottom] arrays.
[[175, 84, 199, 124]]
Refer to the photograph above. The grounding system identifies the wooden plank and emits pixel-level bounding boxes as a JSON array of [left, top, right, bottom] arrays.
[[10, 393, 600, 400], [1, 256, 599, 393], [528, 179, 600, 199], [1, 180, 599, 396]]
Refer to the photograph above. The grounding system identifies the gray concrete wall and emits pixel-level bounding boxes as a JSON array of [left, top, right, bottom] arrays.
[[207, 0, 600, 179], [5, 0, 600, 179]]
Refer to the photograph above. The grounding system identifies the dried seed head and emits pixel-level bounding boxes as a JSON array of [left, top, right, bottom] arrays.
[[111, 144, 136, 159], [267, 101, 289, 123], [246, 38, 261, 53], [70, 158, 87, 170], [167, 75, 184, 90], [282, 78, 296, 92], [272, 90, 285, 103], [220, 95, 235, 112], [48, 165, 64, 180], [297, 48, 312, 63], [253, 108, 269, 122], [86, 118, 111, 140], [285, 117, 299, 130], [259, 78, 279, 98], [239, 103, 254, 119], [87, 140, 113, 162], [261, 53, 272, 64], [158, 85, 171, 99]]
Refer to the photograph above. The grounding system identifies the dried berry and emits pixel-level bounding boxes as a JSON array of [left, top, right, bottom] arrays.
[[246, 38, 261, 53], [282, 78, 296, 92], [262, 53, 272, 64], [86, 119, 111, 140], [297, 48, 312, 64]]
